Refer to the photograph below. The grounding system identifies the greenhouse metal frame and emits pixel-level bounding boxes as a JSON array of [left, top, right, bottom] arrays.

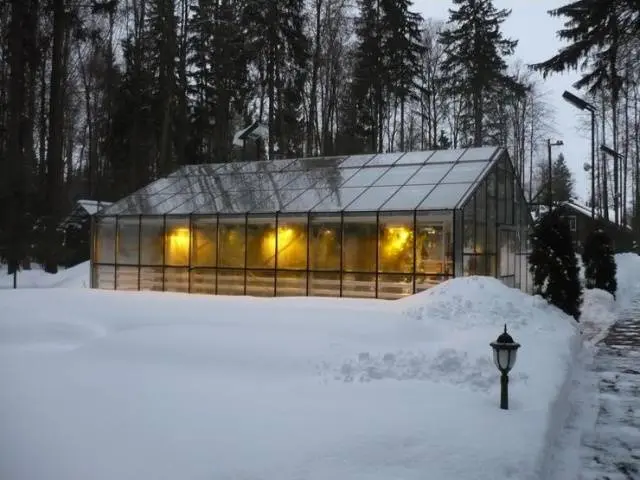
[[91, 147, 532, 299]]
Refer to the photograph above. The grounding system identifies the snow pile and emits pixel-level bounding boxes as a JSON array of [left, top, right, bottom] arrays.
[[0, 261, 90, 289], [579, 289, 617, 345], [0, 276, 579, 480], [614, 252, 640, 310]]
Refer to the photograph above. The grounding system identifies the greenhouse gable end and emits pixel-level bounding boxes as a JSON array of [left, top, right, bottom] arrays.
[[91, 147, 531, 299]]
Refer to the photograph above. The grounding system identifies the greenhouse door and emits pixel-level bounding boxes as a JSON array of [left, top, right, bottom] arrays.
[[498, 227, 516, 287]]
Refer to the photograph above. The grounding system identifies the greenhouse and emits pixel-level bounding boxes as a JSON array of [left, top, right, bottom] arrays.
[[91, 146, 532, 299]]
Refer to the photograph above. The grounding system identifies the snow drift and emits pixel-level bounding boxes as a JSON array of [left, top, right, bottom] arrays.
[[0, 273, 579, 480]]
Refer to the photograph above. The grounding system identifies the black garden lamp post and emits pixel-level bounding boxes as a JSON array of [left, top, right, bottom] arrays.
[[490, 325, 521, 410]]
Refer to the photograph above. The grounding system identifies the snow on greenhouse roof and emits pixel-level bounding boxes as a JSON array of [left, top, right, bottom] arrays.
[[99, 147, 504, 216]]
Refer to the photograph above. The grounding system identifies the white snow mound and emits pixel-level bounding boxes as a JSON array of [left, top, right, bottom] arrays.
[[0, 276, 579, 480]]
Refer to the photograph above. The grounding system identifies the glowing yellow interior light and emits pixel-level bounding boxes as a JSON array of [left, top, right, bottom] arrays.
[[383, 226, 412, 256], [263, 227, 295, 254], [262, 227, 305, 267], [166, 227, 191, 264]]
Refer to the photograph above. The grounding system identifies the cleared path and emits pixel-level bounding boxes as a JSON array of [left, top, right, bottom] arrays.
[[580, 297, 640, 480]]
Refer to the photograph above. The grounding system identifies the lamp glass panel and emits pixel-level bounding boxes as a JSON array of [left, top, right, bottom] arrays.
[[498, 349, 511, 370]]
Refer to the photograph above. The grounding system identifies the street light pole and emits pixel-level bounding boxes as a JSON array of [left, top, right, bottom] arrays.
[[547, 139, 564, 209], [601, 144, 623, 226], [590, 110, 595, 219], [562, 91, 597, 219]]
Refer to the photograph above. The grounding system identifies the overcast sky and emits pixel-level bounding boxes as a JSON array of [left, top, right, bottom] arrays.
[[413, 0, 592, 202]]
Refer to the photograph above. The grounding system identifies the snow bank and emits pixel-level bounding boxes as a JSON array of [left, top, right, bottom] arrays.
[[579, 289, 617, 345], [0, 276, 578, 480], [0, 261, 90, 289], [614, 252, 640, 310]]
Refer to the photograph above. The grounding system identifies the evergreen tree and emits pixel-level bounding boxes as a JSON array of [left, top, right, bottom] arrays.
[[188, 0, 250, 164], [350, 0, 423, 153], [243, 0, 309, 158], [582, 226, 617, 297], [535, 153, 576, 205], [438, 0, 525, 147], [529, 209, 583, 320]]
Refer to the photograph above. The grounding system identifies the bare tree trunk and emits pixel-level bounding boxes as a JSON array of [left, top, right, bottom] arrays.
[[43, 0, 66, 274], [306, 0, 322, 156]]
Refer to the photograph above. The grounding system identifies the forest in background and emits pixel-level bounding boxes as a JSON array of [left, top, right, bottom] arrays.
[[0, 0, 639, 272]]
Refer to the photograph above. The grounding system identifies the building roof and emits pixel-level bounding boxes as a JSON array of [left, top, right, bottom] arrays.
[[98, 147, 506, 216], [60, 200, 114, 228], [559, 201, 632, 231]]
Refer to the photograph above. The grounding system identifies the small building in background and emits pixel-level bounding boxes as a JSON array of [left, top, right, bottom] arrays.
[[555, 201, 635, 253], [232, 121, 268, 162], [91, 147, 532, 299], [59, 200, 112, 267]]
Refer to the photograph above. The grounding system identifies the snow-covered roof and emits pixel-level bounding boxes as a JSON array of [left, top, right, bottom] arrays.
[[60, 200, 113, 229], [232, 121, 269, 147], [560, 201, 632, 231], [77, 200, 112, 215], [531, 201, 632, 231]]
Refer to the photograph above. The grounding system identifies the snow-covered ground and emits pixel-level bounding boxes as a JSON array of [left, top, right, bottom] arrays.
[[0, 262, 90, 289], [0, 254, 637, 480]]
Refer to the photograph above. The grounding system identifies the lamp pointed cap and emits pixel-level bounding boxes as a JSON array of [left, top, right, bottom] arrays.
[[496, 324, 515, 343]]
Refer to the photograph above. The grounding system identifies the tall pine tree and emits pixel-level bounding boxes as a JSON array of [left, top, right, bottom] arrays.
[[439, 0, 524, 147], [188, 0, 249, 164], [243, 0, 309, 159], [349, 0, 423, 153], [535, 153, 576, 206]]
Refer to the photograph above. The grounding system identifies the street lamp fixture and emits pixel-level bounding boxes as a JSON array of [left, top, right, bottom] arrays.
[[490, 324, 521, 410], [547, 139, 563, 208], [563, 90, 596, 219]]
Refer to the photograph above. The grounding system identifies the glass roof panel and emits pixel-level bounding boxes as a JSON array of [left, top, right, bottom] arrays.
[[346, 186, 401, 211], [379, 184, 434, 211], [372, 164, 421, 186], [393, 150, 435, 165], [279, 171, 319, 190], [312, 187, 367, 212], [426, 148, 466, 163], [133, 177, 181, 195], [193, 189, 276, 214], [102, 193, 180, 215], [458, 146, 498, 162], [441, 161, 490, 183], [341, 167, 389, 187], [406, 163, 454, 185], [148, 193, 202, 214], [365, 152, 404, 166], [214, 162, 243, 174], [339, 154, 375, 168], [294, 156, 345, 170], [311, 168, 358, 189], [280, 188, 331, 212], [169, 164, 224, 177], [250, 188, 311, 213], [237, 159, 297, 172], [167, 192, 220, 214], [107, 149, 506, 216], [418, 183, 473, 210]]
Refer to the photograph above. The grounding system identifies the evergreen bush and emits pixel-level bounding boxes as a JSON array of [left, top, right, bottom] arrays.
[[582, 226, 617, 298], [529, 209, 583, 320]]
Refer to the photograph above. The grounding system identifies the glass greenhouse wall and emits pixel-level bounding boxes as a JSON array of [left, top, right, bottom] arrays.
[[91, 147, 532, 299]]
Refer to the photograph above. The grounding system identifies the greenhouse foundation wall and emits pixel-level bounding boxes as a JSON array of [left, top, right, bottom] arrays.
[[91, 209, 532, 299]]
